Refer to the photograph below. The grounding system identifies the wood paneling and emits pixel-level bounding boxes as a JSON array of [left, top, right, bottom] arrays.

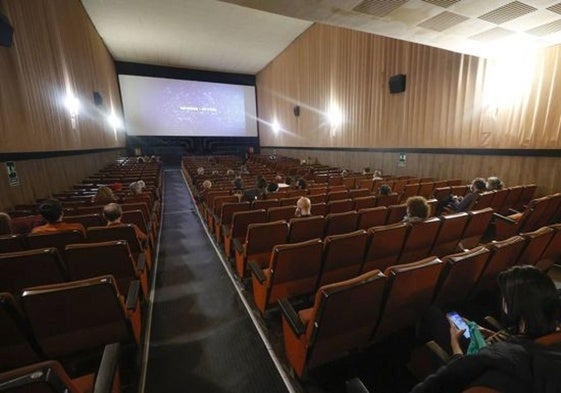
[[262, 148, 561, 197], [0, 150, 124, 211], [0, 0, 125, 153], [256, 24, 561, 150]]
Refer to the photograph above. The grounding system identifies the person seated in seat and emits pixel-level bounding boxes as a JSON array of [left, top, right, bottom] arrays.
[[0, 212, 12, 235], [377, 184, 392, 196], [372, 169, 383, 180], [92, 186, 118, 204], [295, 177, 307, 190], [196, 180, 212, 203], [31, 199, 86, 236], [103, 203, 147, 243], [412, 265, 561, 393], [447, 177, 486, 212], [486, 176, 504, 191], [403, 196, 429, 223], [129, 180, 146, 196], [242, 176, 267, 202], [295, 197, 312, 217], [266, 182, 279, 195]]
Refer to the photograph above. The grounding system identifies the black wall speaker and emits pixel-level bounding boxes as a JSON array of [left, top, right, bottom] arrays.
[[293, 105, 300, 117], [0, 13, 13, 47], [389, 74, 406, 94], [93, 91, 103, 107]]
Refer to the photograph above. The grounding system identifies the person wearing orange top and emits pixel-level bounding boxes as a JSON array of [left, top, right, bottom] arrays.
[[102, 202, 148, 242], [31, 199, 86, 236]]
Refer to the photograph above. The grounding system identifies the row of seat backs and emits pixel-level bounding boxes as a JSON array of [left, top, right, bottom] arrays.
[[494, 193, 561, 240], [0, 276, 135, 373], [0, 240, 148, 300]]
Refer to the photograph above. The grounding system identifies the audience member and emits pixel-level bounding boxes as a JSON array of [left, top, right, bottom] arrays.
[[129, 180, 146, 195], [378, 184, 392, 196], [447, 177, 486, 212], [403, 196, 429, 223], [92, 186, 118, 204], [103, 203, 147, 243], [413, 265, 561, 392], [111, 182, 123, 192], [361, 167, 371, 175], [226, 169, 235, 177], [196, 180, 212, 203], [295, 178, 307, 190], [486, 176, 504, 191], [341, 169, 349, 177], [266, 182, 279, 194], [242, 176, 267, 202], [372, 169, 383, 180], [0, 212, 12, 235], [31, 199, 85, 236], [196, 167, 205, 176], [295, 197, 312, 217]]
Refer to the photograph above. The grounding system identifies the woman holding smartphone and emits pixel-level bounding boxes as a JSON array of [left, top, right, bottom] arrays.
[[412, 265, 561, 392]]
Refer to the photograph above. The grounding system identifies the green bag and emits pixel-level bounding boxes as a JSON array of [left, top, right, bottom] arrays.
[[466, 321, 487, 355]]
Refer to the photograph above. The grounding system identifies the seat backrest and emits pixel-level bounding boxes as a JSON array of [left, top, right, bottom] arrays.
[[349, 188, 370, 199], [520, 196, 550, 233], [475, 236, 526, 292], [0, 248, 66, 296], [245, 220, 289, 255], [499, 186, 523, 215], [357, 207, 388, 230], [212, 195, 239, 217], [288, 216, 325, 243], [517, 184, 537, 210], [433, 186, 451, 201], [472, 191, 494, 210], [358, 179, 374, 191], [76, 205, 105, 216], [489, 189, 509, 212], [27, 230, 85, 256], [460, 208, 494, 249], [121, 210, 148, 235], [311, 202, 328, 217], [374, 257, 443, 341], [401, 183, 420, 202], [0, 292, 42, 371], [0, 360, 84, 393], [324, 211, 358, 236], [540, 224, 561, 267], [308, 193, 327, 204], [327, 199, 354, 214], [433, 246, 490, 308], [220, 202, 250, 227], [64, 214, 104, 229], [327, 190, 350, 202], [430, 212, 469, 257], [541, 193, 561, 227], [252, 199, 279, 211], [0, 235, 26, 253], [386, 204, 407, 224], [418, 182, 435, 199], [21, 276, 132, 358], [121, 202, 150, 224], [353, 196, 377, 211], [392, 179, 408, 195], [518, 226, 555, 266], [376, 193, 399, 207], [230, 210, 267, 239], [399, 218, 442, 264], [65, 241, 137, 295], [450, 185, 468, 197], [304, 270, 387, 371], [267, 205, 296, 222], [280, 196, 300, 206], [87, 225, 143, 254], [363, 223, 408, 273], [319, 230, 369, 286]]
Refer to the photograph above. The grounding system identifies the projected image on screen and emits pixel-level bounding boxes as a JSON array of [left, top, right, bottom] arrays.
[[119, 75, 258, 137]]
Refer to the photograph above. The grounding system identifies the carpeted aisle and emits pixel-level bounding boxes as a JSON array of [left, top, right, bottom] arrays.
[[144, 168, 289, 393]]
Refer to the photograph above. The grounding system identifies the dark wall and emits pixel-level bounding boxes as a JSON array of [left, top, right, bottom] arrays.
[[117, 62, 260, 165]]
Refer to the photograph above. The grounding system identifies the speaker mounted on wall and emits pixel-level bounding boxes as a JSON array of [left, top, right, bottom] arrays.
[[389, 74, 406, 94], [0, 13, 14, 47], [293, 105, 300, 117], [93, 91, 103, 107]]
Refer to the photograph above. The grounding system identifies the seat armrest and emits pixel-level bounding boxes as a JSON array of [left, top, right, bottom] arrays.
[[346, 378, 370, 393], [126, 280, 140, 311], [233, 238, 245, 254], [249, 261, 266, 284], [484, 315, 504, 331], [137, 253, 146, 271], [493, 212, 517, 224], [222, 224, 230, 237], [508, 208, 521, 214], [93, 343, 121, 393], [278, 298, 305, 336]]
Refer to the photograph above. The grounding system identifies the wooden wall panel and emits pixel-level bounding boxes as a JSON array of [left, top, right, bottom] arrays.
[[0, 0, 125, 153], [0, 150, 124, 211], [262, 148, 561, 197], [256, 23, 561, 150]]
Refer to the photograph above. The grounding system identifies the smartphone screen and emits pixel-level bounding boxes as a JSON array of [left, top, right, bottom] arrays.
[[446, 311, 470, 339]]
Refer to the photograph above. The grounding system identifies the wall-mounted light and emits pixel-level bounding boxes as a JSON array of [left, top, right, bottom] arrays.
[[107, 111, 123, 129], [327, 104, 343, 129], [64, 94, 80, 117]]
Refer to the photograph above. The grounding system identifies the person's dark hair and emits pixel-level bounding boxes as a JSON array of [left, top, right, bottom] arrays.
[[498, 265, 560, 338], [233, 177, 244, 190], [266, 182, 279, 193], [103, 203, 123, 222], [487, 176, 504, 191], [256, 177, 267, 190], [285, 176, 294, 186], [406, 196, 429, 220], [471, 177, 486, 193], [38, 199, 63, 223], [378, 184, 392, 196], [296, 178, 307, 189]]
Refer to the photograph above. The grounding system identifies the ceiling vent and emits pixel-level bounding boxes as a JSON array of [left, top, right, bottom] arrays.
[[469, 27, 514, 42], [526, 19, 561, 36], [478, 1, 537, 25], [418, 11, 469, 32], [422, 0, 462, 8], [353, 0, 409, 18], [546, 3, 561, 15]]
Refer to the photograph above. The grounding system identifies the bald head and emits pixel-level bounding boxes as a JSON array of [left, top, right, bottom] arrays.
[[103, 203, 122, 223]]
